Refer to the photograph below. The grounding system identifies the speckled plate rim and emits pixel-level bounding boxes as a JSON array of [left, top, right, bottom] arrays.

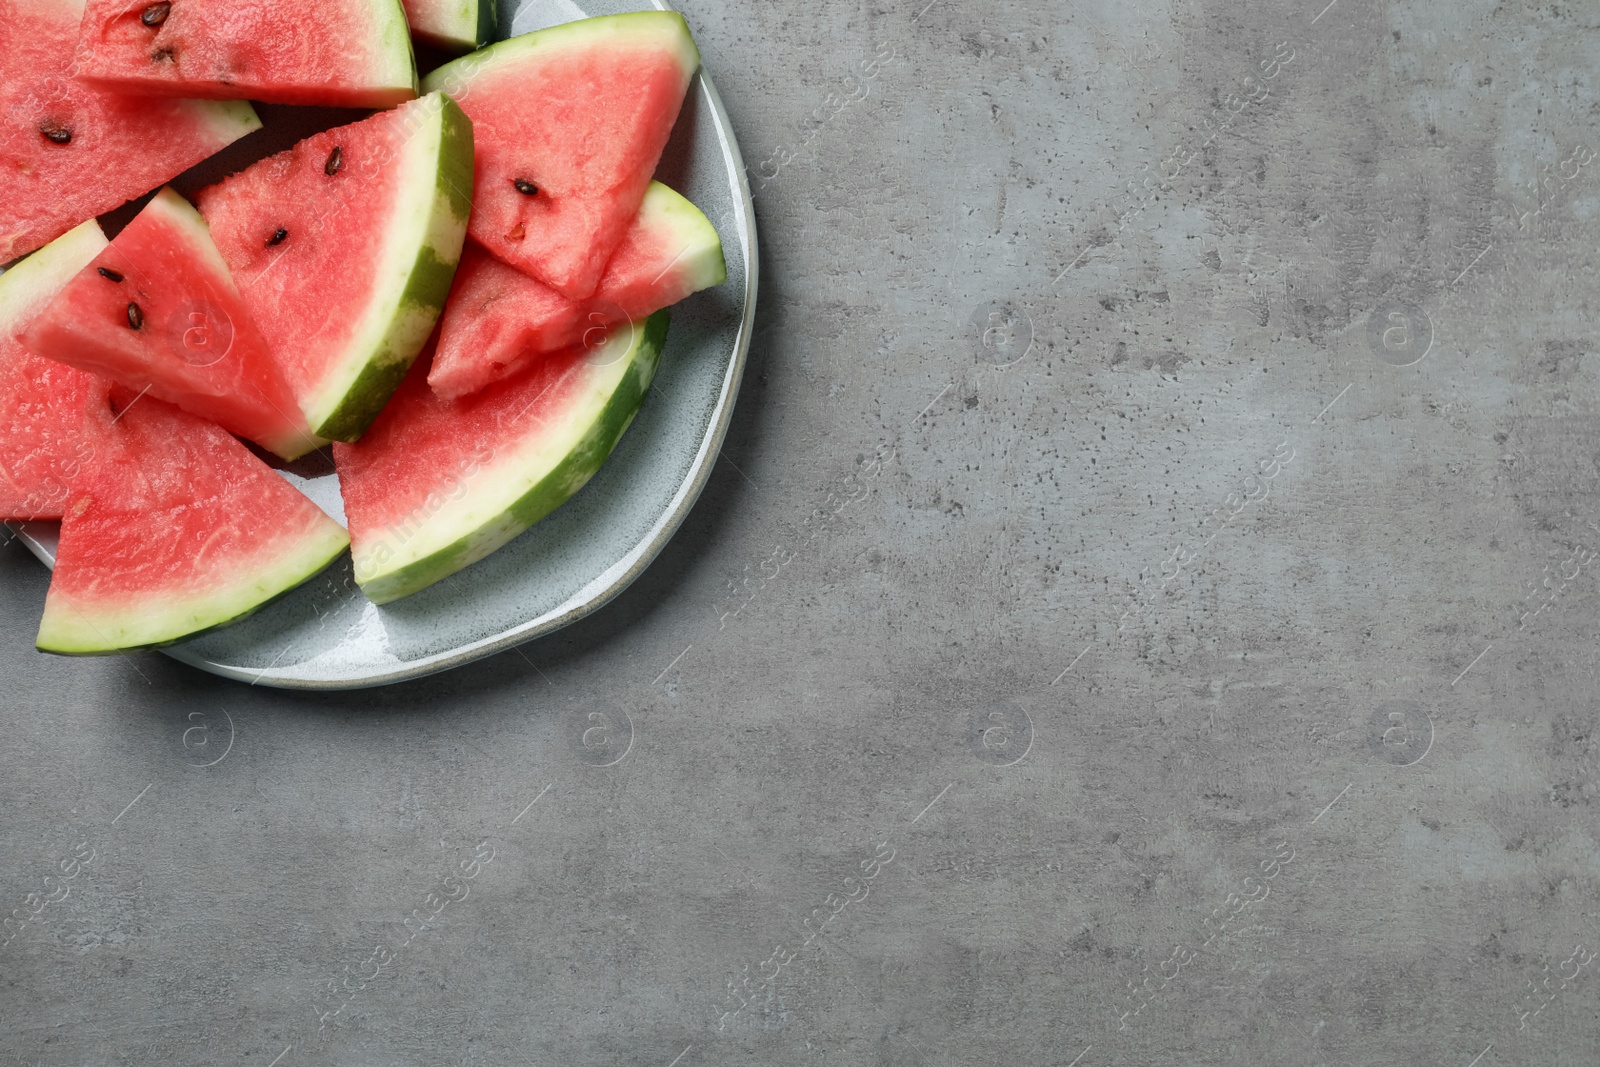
[[9, 29, 758, 690]]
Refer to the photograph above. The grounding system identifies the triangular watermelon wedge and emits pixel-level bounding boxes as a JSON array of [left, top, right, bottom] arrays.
[[37, 390, 349, 655], [198, 91, 474, 443], [335, 310, 669, 604], [0, 220, 109, 520], [423, 12, 700, 301], [0, 0, 261, 264], [430, 180, 724, 398], [20, 188, 318, 461], [71, 0, 418, 107]]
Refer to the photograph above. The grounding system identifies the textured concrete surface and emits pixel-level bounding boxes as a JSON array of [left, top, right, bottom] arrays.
[[5, 0, 1600, 1064]]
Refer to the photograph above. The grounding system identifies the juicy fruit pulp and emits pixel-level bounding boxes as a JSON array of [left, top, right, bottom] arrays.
[[402, 0, 495, 52], [72, 0, 418, 107], [20, 188, 317, 460], [37, 392, 349, 654], [0, 0, 260, 263], [0, 220, 109, 520], [199, 92, 474, 442], [336, 310, 670, 604], [430, 180, 724, 398], [423, 11, 700, 301]]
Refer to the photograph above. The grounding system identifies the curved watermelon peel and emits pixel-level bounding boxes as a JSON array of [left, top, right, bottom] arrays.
[[402, 0, 496, 52], [318, 94, 475, 441], [39, 524, 349, 656], [336, 310, 669, 605]]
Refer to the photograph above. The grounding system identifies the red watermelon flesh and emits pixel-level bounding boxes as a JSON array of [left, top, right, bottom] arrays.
[[0, 0, 261, 265], [36, 389, 350, 654], [427, 244, 572, 399], [0, 353, 103, 521], [0, 221, 110, 520], [71, 0, 418, 107], [422, 11, 700, 300], [429, 180, 725, 399], [20, 188, 317, 461]]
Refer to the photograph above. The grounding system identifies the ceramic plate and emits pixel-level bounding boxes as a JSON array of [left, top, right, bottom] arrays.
[[8, 0, 757, 689]]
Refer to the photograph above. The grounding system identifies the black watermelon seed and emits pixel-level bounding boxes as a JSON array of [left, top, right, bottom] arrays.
[[39, 122, 71, 145], [266, 227, 288, 247], [325, 146, 343, 176], [97, 267, 124, 282], [513, 178, 538, 196], [141, 2, 170, 26], [126, 303, 143, 330]]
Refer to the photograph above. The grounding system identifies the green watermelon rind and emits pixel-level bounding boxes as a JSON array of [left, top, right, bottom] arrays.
[[0, 221, 109, 333], [634, 182, 727, 294], [186, 99, 265, 145], [372, 0, 425, 101], [35, 522, 350, 655], [470, 0, 497, 50], [408, 0, 497, 52], [421, 11, 701, 101], [307, 91, 474, 443], [352, 310, 669, 605]]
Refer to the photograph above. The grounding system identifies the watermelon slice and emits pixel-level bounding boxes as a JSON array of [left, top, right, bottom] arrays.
[[0, 220, 109, 520], [403, 0, 495, 52], [0, 0, 260, 264], [430, 180, 725, 398], [20, 188, 318, 461], [336, 310, 669, 604], [71, 0, 417, 107], [198, 91, 474, 443], [423, 12, 700, 300], [37, 390, 349, 654]]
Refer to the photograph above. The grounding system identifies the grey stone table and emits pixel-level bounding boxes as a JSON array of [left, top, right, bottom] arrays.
[[4, 0, 1599, 1063]]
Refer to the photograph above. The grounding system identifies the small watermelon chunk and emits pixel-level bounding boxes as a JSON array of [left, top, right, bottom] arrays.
[[20, 188, 317, 461], [37, 391, 349, 655], [199, 92, 474, 443], [403, 0, 495, 52], [0, 0, 260, 264], [72, 0, 417, 107], [336, 310, 669, 604], [430, 180, 724, 398], [0, 220, 109, 520], [423, 12, 700, 300]]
